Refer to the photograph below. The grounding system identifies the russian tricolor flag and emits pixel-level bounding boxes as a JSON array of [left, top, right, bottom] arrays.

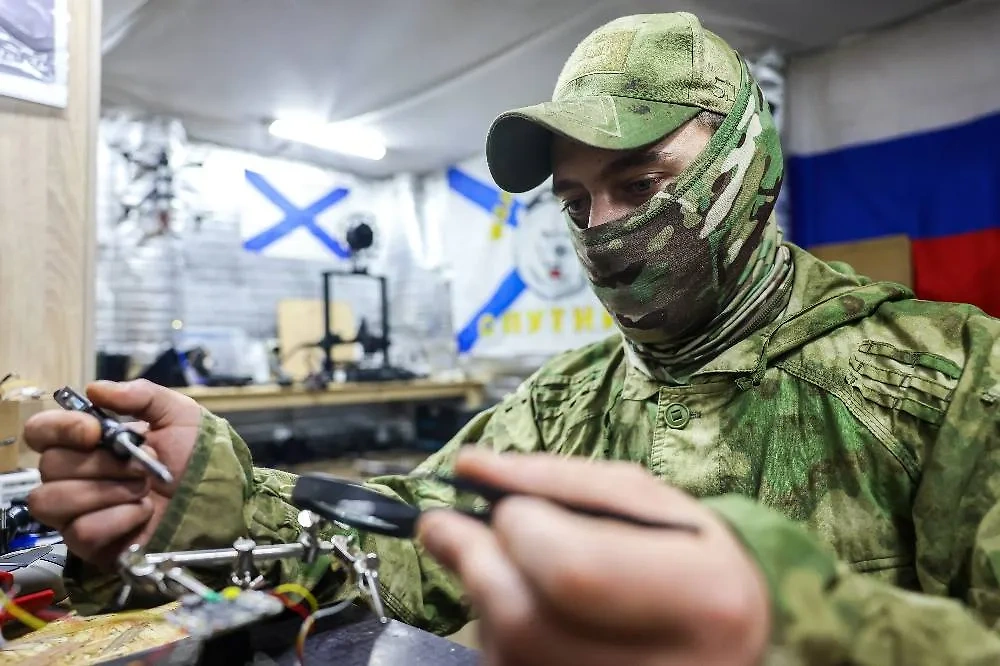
[[786, 1, 1000, 317]]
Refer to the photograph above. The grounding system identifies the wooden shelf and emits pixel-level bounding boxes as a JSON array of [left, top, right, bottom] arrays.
[[177, 380, 485, 413]]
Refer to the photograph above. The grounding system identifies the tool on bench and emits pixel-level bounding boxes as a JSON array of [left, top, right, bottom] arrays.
[[0, 543, 67, 630], [0, 571, 55, 628], [0, 543, 66, 598], [53, 386, 174, 485]]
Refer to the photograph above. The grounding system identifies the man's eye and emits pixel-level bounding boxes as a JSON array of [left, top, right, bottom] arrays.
[[561, 198, 586, 216], [560, 198, 589, 228], [626, 178, 658, 195]]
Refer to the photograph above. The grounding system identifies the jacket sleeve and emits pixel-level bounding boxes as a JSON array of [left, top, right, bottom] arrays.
[[704, 310, 1000, 665], [63, 382, 544, 636]]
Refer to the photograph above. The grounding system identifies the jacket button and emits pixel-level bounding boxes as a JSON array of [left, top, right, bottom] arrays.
[[664, 402, 690, 429]]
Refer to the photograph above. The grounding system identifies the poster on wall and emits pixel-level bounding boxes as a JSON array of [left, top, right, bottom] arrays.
[[0, 0, 68, 107], [436, 157, 617, 359]]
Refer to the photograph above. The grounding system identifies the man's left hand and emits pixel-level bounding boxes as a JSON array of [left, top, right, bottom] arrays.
[[417, 449, 770, 666]]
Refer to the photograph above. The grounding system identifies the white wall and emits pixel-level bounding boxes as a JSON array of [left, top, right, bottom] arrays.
[[786, 0, 1000, 157]]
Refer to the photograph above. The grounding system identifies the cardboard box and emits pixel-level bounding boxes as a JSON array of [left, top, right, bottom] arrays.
[[0, 398, 47, 472], [808, 234, 913, 288], [277, 298, 358, 381]]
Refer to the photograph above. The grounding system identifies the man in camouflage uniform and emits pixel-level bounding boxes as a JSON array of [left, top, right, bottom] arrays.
[[25, 12, 1000, 665]]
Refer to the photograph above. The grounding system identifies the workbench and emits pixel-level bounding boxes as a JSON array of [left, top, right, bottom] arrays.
[[93, 612, 478, 666], [177, 379, 486, 413]]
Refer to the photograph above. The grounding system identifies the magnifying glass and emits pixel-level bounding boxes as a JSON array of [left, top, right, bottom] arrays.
[[291, 472, 701, 538], [292, 475, 421, 538]]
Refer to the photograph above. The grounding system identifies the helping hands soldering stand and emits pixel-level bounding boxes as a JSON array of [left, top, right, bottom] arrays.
[[105, 471, 699, 645], [114, 508, 388, 624]]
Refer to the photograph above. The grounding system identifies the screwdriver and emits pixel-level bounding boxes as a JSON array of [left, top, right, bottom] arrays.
[[53, 386, 174, 485]]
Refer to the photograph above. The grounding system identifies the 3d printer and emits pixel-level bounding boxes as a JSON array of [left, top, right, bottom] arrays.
[[308, 218, 422, 386]]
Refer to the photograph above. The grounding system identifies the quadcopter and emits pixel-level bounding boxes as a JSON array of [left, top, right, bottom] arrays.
[[112, 145, 207, 246]]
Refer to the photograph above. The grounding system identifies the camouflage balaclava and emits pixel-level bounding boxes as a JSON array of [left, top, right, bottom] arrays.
[[567, 64, 791, 381], [485, 13, 792, 381]]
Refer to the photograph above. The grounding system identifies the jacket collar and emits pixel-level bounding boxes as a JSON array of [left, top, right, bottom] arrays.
[[621, 244, 913, 400]]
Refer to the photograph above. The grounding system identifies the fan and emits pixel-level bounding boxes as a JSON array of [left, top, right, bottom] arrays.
[[335, 212, 380, 274]]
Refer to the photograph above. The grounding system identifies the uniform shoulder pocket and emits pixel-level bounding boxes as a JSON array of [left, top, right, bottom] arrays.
[[847, 340, 961, 426]]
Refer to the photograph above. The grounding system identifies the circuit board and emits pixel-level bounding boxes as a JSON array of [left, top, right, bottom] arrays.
[[166, 590, 285, 638]]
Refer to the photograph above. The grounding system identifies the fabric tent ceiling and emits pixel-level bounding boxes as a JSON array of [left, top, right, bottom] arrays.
[[101, 0, 956, 178]]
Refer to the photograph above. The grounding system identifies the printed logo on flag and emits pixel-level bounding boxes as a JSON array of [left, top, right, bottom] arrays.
[[443, 161, 616, 358], [513, 191, 588, 301]]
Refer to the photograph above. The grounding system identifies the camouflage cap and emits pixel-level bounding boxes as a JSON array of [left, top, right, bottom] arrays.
[[486, 12, 744, 193]]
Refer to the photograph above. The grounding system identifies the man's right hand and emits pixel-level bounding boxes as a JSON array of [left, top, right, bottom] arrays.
[[25, 379, 202, 570]]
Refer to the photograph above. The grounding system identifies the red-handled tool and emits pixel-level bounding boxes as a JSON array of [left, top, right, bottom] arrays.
[[0, 569, 56, 627]]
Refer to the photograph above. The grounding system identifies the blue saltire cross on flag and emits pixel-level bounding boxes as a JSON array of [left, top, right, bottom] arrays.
[[242, 169, 352, 258], [447, 167, 528, 353]]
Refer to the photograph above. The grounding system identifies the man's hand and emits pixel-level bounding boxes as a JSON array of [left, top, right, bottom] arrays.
[[25, 380, 202, 569], [417, 449, 770, 666]]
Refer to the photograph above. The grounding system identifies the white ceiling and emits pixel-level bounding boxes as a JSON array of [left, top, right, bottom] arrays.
[[101, 0, 954, 178]]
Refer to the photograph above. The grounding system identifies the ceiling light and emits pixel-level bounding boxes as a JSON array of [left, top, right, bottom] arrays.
[[268, 119, 387, 161]]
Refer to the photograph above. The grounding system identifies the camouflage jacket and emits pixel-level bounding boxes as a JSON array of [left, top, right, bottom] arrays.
[[65, 245, 1000, 664]]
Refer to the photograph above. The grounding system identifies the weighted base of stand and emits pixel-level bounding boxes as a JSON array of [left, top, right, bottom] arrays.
[[275, 613, 477, 666]]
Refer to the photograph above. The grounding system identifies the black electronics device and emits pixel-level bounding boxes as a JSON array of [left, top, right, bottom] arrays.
[[306, 217, 424, 384], [139, 348, 190, 387]]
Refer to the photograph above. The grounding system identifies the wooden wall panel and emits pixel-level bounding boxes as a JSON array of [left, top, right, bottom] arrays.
[[809, 234, 913, 288], [0, 0, 101, 390]]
